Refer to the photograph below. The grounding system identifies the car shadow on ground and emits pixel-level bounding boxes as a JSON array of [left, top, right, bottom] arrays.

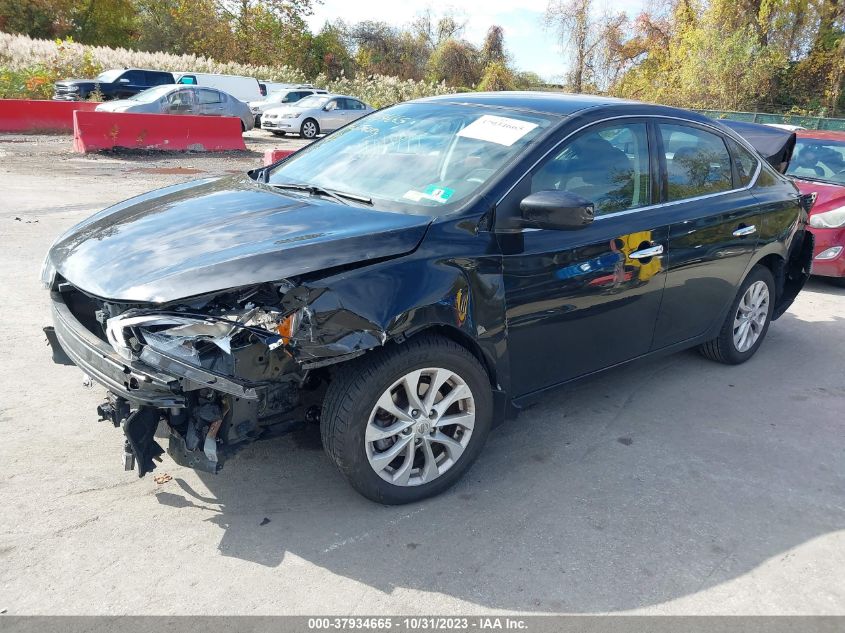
[[154, 288, 845, 612]]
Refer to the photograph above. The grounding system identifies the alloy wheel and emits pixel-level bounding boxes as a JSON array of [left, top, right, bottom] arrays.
[[302, 121, 317, 138], [733, 280, 769, 353], [365, 368, 475, 487]]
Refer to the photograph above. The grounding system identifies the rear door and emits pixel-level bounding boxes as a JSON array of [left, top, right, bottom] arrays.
[[197, 89, 226, 116], [651, 121, 762, 348], [499, 119, 670, 396]]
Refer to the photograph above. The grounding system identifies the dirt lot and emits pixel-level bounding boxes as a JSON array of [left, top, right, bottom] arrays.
[[1, 130, 844, 615]]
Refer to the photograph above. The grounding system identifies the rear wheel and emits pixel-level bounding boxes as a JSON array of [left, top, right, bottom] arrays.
[[321, 335, 492, 504], [699, 265, 775, 364], [300, 118, 319, 139]]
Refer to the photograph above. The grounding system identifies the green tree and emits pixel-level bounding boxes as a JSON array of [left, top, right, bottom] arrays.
[[478, 61, 515, 90], [427, 38, 481, 88]]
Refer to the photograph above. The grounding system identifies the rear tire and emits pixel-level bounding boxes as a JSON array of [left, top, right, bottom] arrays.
[[699, 265, 775, 364], [321, 335, 492, 504]]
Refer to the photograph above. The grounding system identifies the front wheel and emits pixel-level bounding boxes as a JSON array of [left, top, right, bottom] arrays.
[[699, 265, 775, 364], [321, 335, 492, 504], [300, 118, 319, 139]]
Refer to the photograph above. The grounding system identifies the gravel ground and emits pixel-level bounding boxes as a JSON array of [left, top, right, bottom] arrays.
[[0, 131, 843, 615]]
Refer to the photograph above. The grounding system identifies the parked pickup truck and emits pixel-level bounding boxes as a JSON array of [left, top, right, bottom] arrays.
[[53, 68, 176, 101]]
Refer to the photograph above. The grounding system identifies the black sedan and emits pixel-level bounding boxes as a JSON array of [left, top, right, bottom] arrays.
[[41, 93, 814, 504]]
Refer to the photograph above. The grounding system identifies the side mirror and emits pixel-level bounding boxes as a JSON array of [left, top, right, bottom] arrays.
[[519, 190, 595, 230]]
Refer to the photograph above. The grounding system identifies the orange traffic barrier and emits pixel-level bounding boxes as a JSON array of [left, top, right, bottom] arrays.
[[263, 148, 296, 165], [0, 99, 100, 133], [72, 111, 247, 152]]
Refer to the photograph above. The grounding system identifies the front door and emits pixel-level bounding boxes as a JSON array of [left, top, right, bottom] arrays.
[[651, 122, 761, 348], [321, 99, 345, 132], [499, 120, 670, 397]]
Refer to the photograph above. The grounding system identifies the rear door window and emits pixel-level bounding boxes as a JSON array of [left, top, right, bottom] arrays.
[[659, 124, 733, 200], [197, 89, 222, 104], [727, 139, 759, 187]]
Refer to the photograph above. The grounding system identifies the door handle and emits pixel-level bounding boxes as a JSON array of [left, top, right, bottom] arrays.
[[732, 225, 757, 237], [629, 244, 664, 259]]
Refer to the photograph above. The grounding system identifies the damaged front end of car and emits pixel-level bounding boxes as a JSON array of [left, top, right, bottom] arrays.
[[45, 276, 387, 478]]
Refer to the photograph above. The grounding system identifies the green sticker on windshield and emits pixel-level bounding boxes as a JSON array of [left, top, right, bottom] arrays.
[[403, 185, 454, 204], [423, 185, 454, 203]]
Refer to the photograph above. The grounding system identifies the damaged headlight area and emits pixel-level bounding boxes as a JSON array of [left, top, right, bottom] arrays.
[[105, 305, 302, 365], [86, 283, 322, 478]]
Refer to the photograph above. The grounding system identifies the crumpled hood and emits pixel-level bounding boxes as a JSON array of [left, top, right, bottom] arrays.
[[48, 175, 431, 303]]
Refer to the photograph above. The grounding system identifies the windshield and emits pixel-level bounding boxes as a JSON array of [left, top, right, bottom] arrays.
[[787, 139, 845, 185], [128, 85, 175, 102], [267, 102, 554, 215], [296, 95, 329, 109], [95, 70, 123, 83]]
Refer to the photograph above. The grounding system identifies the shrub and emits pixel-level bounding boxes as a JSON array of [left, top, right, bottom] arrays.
[[0, 32, 452, 105]]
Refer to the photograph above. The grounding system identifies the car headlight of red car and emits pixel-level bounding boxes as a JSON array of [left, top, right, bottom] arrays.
[[809, 206, 845, 229]]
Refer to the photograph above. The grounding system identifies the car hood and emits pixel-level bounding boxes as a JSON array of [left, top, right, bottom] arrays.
[[56, 79, 96, 87], [265, 106, 308, 117], [47, 175, 432, 303], [793, 178, 845, 214]]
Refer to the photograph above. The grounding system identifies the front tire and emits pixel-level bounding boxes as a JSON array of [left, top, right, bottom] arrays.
[[699, 265, 775, 364], [321, 335, 492, 504], [300, 118, 319, 139]]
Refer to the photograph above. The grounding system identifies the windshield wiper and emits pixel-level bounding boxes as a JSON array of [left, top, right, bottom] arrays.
[[268, 182, 372, 206]]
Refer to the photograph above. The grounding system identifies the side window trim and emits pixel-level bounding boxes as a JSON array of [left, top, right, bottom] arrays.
[[494, 114, 764, 230]]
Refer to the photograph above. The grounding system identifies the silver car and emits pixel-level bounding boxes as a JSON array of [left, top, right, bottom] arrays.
[[248, 87, 327, 127], [95, 84, 254, 131], [261, 93, 374, 139]]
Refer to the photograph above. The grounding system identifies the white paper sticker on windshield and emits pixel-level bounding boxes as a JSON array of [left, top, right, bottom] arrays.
[[457, 115, 538, 146]]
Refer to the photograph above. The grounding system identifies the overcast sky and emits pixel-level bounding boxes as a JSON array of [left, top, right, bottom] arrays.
[[306, 0, 648, 82]]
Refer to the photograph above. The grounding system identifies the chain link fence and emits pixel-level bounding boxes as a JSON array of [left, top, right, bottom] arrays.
[[697, 109, 845, 131]]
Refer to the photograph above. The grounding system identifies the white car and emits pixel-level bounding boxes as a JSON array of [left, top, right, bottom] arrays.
[[248, 87, 327, 127], [260, 94, 374, 139]]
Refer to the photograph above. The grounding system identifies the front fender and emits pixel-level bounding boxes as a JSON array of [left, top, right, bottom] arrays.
[[284, 217, 511, 391]]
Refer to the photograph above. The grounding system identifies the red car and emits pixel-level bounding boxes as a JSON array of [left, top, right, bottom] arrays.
[[785, 130, 845, 285]]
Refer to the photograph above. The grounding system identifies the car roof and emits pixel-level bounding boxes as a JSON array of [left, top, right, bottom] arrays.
[[414, 91, 721, 123], [416, 91, 650, 115], [795, 129, 845, 142]]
